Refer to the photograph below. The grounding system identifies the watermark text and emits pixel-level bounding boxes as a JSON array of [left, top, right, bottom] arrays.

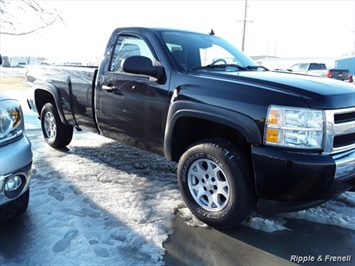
[[290, 255, 352, 264]]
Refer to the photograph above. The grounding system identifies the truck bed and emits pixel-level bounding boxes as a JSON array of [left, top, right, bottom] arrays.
[[27, 65, 98, 131]]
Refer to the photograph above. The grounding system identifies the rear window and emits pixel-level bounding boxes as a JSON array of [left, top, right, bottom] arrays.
[[309, 64, 326, 70]]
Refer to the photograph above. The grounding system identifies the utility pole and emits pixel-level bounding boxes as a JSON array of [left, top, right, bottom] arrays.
[[238, 0, 254, 52], [241, 0, 248, 51]]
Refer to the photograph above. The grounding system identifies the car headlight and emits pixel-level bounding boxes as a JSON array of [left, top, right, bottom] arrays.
[[264, 105, 324, 149], [0, 99, 24, 145]]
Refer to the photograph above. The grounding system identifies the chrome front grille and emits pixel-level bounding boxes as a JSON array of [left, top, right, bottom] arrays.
[[324, 107, 355, 154]]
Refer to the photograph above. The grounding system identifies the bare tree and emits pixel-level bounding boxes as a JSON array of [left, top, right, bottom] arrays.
[[37, 56, 47, 65], [0, 0, 63, 35]]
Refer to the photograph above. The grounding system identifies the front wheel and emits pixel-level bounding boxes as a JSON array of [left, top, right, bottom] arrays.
[[177, 139, 256, 229], [40, 103, 73, 148]]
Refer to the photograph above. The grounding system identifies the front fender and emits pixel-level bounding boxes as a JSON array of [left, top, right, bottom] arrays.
[[164, 100, 262, 160]]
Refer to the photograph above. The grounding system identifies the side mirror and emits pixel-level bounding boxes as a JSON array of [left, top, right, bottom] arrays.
[[122, 56, 166, 84], [0, 54, 2, 66], [287, 68, 293, 72]]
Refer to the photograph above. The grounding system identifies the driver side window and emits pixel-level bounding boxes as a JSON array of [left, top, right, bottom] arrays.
[[109, 35, 155, 73]]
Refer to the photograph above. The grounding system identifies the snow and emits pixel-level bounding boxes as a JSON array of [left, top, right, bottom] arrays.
[[241, 193, 355, 233], [1, 89, 354, 265], [2, 131, 181, 265]]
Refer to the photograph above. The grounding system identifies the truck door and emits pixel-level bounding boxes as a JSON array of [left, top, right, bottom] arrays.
[[97, 34, 169, 146]]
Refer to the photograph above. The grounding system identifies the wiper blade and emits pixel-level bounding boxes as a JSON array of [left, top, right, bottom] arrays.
[[246, 65, 269, 71], [192, 64, 248, 71]]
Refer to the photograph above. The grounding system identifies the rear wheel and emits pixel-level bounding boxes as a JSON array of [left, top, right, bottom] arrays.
[[40, 103, 73, 148], [177, 139, 256, 229]]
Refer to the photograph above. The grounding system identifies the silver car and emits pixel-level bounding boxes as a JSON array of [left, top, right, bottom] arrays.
[[0, 88, 32, 221]]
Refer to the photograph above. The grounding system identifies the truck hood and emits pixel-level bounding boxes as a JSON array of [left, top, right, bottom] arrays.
[[199, 70, 355, 109]]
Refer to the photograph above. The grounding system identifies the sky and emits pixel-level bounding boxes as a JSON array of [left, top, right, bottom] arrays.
[[0, 85, 354, 264], [0, 0, 355, 62]]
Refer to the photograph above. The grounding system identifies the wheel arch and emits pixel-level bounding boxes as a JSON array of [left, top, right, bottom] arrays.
[[33, 80, 70, 126], [164, 101, 262, 162]]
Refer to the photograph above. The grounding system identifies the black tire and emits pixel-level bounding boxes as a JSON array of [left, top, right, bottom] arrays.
[[0, 189, 29, 221], [40, 103, 73, 148], [177, 139, 256, 229]]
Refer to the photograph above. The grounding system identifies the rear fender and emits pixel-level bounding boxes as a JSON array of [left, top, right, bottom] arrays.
[[33, 80, 73, 126]]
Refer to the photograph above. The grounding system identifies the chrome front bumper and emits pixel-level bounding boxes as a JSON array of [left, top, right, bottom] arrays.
[[334, 149, 355, 179]]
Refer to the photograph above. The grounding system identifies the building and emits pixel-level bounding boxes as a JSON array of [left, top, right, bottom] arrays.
[[8, 56, 40, 68]]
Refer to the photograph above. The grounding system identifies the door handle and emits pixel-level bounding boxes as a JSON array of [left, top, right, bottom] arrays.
[[102, 84, 116, 91], [102, 84, 123, 95]]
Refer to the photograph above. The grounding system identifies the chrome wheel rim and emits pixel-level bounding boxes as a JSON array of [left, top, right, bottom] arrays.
[[44, 111, 56, 141], [187, 158, 230, 212]]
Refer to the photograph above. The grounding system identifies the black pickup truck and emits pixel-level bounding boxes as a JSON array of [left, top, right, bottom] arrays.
[[27, 27, 355, 229]]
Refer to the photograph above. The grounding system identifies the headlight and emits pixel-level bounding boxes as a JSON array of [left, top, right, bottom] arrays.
[[0, 99, 24, 145], [264, 105, 324, 149]]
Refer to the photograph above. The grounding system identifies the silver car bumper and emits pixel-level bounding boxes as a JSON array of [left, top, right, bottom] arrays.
[[0, 135, 32, 205]]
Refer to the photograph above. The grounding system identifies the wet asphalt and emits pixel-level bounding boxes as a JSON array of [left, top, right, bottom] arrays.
[[163, 214, 354, 266]]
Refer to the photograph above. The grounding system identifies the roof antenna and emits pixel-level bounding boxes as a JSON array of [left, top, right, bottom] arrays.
[[209, 29, 215, 35]]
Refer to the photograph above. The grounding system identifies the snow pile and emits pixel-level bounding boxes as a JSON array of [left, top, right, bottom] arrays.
[[243, 215, 291, 233], [178, 191, 355, 233], [280, 192, 355, 231]]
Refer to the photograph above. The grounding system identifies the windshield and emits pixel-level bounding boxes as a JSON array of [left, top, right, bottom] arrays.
[[158, 30, 257, 72]]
